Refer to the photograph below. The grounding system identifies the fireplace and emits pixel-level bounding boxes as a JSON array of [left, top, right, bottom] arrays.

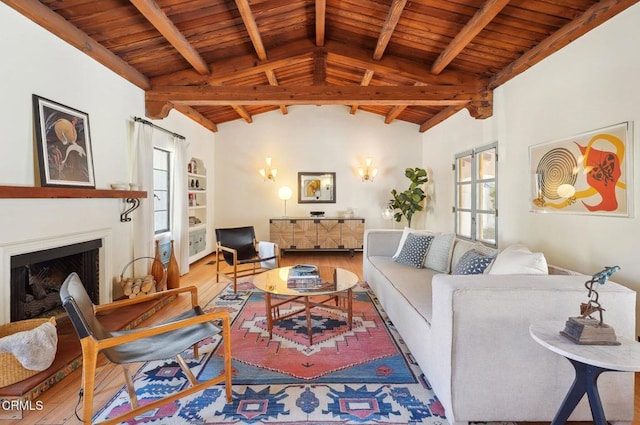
[[10, 240, 102, 322], [0, 229, 112, 325]]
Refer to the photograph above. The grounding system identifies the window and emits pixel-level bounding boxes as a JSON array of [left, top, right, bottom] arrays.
[[153, 147, 171, 234], [454, 143, 497, 246]]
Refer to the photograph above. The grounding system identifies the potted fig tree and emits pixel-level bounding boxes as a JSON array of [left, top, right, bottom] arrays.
[[388, 167, 429, 228]]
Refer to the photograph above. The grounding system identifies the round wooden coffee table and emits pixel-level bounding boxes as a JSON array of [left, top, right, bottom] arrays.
[[253, 266, 359, 345]]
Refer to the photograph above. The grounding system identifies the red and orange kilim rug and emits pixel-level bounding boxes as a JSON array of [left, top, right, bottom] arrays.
[[94, 281, 447, 424], [220, 281, 404, 381]]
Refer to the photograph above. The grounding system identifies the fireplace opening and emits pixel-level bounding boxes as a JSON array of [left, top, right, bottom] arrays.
[[10, 239, 101, 322]]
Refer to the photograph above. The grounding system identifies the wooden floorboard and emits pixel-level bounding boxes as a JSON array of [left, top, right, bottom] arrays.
[[3, 251, 637, 424]]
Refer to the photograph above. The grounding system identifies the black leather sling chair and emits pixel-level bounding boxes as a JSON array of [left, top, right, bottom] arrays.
[[60, 272, 232, 424], [215, 226, 280, 292]]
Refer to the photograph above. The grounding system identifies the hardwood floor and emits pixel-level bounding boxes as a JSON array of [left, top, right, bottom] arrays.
[[5, 251, 637, 424]]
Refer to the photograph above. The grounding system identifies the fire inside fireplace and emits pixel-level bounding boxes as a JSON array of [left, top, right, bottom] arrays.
[[10, 239, 101, 322]]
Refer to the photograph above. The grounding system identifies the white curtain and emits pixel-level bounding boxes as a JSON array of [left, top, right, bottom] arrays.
[[171, 136, 190, 275], [132, 121, 155, 262]]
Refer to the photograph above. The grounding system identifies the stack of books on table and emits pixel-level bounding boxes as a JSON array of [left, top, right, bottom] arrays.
[[287, 263, 340, 290], [287, 264, 321, 289]]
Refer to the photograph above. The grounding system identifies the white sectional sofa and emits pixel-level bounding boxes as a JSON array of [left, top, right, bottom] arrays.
[[363, 228, 636, 425]]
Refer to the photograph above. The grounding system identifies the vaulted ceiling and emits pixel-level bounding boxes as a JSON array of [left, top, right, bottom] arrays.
[[5, 0, 637, 132]]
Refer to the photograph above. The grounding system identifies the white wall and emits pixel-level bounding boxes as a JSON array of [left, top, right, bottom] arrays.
[[0, 3, 215, 317], [214, 106, 423, 240], [424, 4, 640, 332]]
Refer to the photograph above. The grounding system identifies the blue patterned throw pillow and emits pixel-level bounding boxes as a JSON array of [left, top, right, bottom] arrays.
[[453, 249, 495, 275], [394, 233, 434, 268]]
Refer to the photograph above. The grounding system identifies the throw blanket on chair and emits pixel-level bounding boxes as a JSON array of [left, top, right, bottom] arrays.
[[258, 241, 277, 269], [0, 317, 57, 371]]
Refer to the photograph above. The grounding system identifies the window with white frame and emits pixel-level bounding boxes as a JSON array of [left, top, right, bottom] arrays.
[[153, 147, 171, 234], [454, 143, 497, 246]]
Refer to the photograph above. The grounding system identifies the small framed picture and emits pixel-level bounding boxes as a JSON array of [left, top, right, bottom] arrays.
[[33, 95, 96, 188], [298, 172, 336, 203]]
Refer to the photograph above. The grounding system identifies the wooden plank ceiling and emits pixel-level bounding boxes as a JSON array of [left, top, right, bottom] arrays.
[[4, 0, 637, 132]]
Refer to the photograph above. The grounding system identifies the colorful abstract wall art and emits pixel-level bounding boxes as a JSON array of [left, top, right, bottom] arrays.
[[529, 122, 632, 216]]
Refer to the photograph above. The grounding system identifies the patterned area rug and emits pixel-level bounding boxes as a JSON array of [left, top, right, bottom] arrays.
[[94, 282, 447, 424]]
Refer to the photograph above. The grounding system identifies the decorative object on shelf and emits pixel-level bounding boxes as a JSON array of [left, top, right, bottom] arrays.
[[167, 240, 180, 289], [110, 183, 128, 190], [298, 172, 336, 203], [310, 211, 324, 217], [560, 265, 621, 345], [187, 158, 207, 263], [358, 157, 378, 182], [259, 157, 277, 181], [33, 95, 96, 188], [278, 186, 292, 217], [388, 167, 429, 228], [530, 122, 631, 216]]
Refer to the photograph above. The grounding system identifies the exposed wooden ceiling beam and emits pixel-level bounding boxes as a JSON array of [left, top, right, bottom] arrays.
[[489, 0, 638, 89], [145, 85, 483, 118], [384, 83, 426, 124], [173, 105, 218, 132], [373, 0, 407, 60], [431, 0, 510, 75], [235, 0, 267, 60], [130, 0, 209, 75], [385, 105, 407, 124], [265, 69, 288, 114], [316, 0, 326, 47], [231, 105, 253, 123], [350, 69, 375, 114], [313, 48, 327, 85], [2, 0, 150, 90], [151, 39, 315, 86], [326, 40, 483, 87], [419, 105, 466, 133], [466, 90, 493, 119], [152, 39, 479, 88]]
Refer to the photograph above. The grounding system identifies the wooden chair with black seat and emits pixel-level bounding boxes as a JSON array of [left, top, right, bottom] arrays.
[[59, 272, 232, 425], [215, 226, 280, 293]]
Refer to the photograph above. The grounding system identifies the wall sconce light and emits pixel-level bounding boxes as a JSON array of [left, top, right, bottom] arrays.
[[278, 186, 292, 217], [358, 157, 378, 182], [259, 157, 277, 181]]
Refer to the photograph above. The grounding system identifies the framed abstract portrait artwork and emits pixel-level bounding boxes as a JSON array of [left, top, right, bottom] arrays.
[[529, 122, 632, 216], [298, 172, 336, 203], [33, 95, 96, 188]]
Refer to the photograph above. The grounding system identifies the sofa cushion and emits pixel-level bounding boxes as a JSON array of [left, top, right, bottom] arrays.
[[394, 233, 434, 268], [489, 244, 548, 275], [452, 249, 495, 275], [451, 240, 498, 272], [424, 233, 455, 273], [392, 227, 437, 259], [367, 256, 439, 324]]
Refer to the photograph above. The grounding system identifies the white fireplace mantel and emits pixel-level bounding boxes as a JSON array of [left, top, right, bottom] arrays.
[[0, 228, 113, 325]]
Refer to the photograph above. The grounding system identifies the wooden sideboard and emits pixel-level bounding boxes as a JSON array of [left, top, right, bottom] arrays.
[[269, 217, 365, 256]]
